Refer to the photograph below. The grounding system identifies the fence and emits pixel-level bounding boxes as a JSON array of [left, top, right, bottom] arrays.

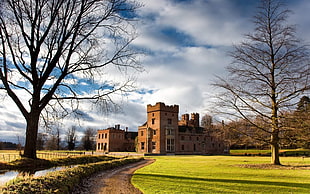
[[0, 153, 22, 162], [0, 151, 143, 162], [36, 151, 88, 159], [0, 151, 89, 162]]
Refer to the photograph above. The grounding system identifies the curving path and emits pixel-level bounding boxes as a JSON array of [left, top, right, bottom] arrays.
[[72, 159, 155, 194]]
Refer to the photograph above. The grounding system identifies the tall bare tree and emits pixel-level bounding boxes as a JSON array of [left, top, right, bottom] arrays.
[[214, 0, 309, 165], [0, 0, 141, 158]]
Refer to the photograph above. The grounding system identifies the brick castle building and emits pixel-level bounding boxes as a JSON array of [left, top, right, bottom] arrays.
[[137, 102, 228, 154], [96, 102, 228, 155], [96, 124, 137, 152]]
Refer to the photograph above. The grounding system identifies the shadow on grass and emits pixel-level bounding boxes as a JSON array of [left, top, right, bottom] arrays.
[[134, 173, 310, 189]]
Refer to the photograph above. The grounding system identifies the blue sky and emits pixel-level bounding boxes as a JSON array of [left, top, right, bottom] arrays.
[[1, 0, 310, 143]]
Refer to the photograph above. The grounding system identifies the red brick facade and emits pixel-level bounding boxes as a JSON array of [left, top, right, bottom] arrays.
[[137, 102, 229, 155], [96, 125, 137, 152]]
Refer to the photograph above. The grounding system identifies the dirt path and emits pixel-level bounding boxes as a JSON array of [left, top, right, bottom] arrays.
[[72, 159, 155, 194]]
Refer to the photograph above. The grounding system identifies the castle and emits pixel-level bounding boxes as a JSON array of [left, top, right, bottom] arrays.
[[96, 102, 229, 155], [137, 102, 228, 154]]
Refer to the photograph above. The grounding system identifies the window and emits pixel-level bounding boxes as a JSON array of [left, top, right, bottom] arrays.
[[168, 118, 172, 125], [105, 133, 107, 139], [152, 142, 156, 150], [167, 138, 175, 152], [181, 136, 184, 140], [166, 128, 174, 135], [152, 118, 155, 125], [141, 131, 144, 136], [197, 137, 199, 141], [181, 145, 185, 150], [141, 142, 145, 150], [153, 130, 156, 136]]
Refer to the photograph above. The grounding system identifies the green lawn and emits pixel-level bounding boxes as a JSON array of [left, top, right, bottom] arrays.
[[230, 149, 310, 156], [132, 156, 310, 194]]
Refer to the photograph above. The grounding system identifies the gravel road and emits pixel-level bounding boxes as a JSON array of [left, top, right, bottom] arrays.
[[72, 159, 154, 194]]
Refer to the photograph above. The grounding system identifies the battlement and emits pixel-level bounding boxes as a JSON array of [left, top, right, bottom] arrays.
[[179, 113, 200, 127], [147, 102, 179, 113]]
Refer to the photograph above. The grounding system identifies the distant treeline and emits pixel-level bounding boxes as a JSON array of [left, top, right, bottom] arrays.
[[0, 141, 20, 150]]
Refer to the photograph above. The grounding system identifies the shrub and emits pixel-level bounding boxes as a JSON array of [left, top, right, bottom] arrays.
[[1, 157, 143, 194]]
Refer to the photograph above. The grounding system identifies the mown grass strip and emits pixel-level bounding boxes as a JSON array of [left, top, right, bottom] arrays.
[[132, 156, 310, 194], [1, 157, 143, 194]]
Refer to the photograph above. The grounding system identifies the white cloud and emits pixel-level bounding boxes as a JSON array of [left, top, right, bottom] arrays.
[[137, 0, 253, 48], [1, 0, 309, 143], [289, 0, 310, 42]]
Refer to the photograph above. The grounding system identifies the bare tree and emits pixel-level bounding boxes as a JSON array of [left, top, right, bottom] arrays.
[[66, 126, 77, 151], [45, 134, 58, 150], [201, 114, 213, 129], [214, 0, 310, 165], [81, 127, 96, 151], [0, 0, 141, 158], [45, 127, 61, 150], [283, 96, 310, 149], [36, 132, 47, 150]]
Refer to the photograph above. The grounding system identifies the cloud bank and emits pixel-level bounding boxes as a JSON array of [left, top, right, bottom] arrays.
[[1, 0, 309, 143]]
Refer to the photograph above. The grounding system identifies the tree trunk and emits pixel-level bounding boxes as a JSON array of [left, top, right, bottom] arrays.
[[23, 111, 40, 159], [271, 133, 281, 165]]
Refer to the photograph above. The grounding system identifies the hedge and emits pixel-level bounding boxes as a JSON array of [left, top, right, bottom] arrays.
[[1, 157, 144, 194]]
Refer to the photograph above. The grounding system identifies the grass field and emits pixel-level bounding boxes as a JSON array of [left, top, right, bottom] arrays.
[[132, 156, 310, 194]]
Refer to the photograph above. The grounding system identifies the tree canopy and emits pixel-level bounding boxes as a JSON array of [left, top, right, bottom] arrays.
[[0, 0, 141, 158], [214, 0, 310, 165]]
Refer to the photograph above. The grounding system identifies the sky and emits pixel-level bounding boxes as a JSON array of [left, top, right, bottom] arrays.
[[1, 0, 310, 144]]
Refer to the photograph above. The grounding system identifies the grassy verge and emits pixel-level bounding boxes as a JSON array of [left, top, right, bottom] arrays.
[[1, 157, 143, 193], [132, 156, 310, 194], [0, 155, 115, 171]]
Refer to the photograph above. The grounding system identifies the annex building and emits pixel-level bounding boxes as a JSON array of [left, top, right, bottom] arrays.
[[96, 124, 137, 152], [137, 102, 228, 155]]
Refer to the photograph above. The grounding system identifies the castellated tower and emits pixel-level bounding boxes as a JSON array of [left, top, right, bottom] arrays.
[[137, 102, 228, 155], [138, 102, 179, 154], [179, 113, 199, 128], [190, 113, 199, 128]]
